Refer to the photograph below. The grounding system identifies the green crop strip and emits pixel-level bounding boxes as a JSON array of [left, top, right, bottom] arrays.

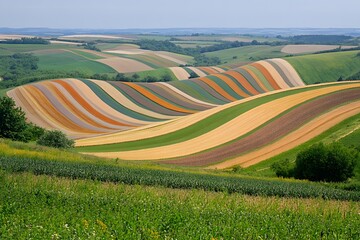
[[1, 156, 359, 201], [77, 83, 355, 152]]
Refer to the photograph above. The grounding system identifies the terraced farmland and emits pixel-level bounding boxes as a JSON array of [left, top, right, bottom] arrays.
[[7, 57, 360, 168]]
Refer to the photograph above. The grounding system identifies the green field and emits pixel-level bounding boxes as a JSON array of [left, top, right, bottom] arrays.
[[1, 170, 359, 239], [0, 43, 77, 55], [35, 51, 116, 75], [286, 50, 360, 84], [205, 45, 287, 64], [124, 68, 177, 81]]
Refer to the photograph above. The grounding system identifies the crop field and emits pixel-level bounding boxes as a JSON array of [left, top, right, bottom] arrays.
[[286, 50, 360, 84], [1, 170, 359, 239], [205, 45, 287, 64], [35, 51, 116, 75], [281, 44, 357, 54]]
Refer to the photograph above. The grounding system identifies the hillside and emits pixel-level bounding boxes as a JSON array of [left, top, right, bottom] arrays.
[[286, 50, 360, 84]]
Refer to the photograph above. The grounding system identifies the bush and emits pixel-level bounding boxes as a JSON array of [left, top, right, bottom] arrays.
[[37, 130, 74, 149], [294, 143, 358, 182], [271, 158, 294, 178]]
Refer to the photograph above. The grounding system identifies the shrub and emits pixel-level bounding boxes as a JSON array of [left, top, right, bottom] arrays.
[[271, 158, 294, 178], [294, 143, 358, 182], [37, 130, 74, 149]]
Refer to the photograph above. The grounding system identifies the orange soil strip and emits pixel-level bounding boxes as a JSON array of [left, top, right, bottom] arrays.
[[257, 61, 289, 89], [63, 79, 147, 126], [211, 73, 250, 98], [187, 67, 207, 77], [225, 71, 260, 95], [96, 57, 153, 73], [87, 83, 360, 160], [92, 80, 176, 120], [241, 66, 270, 92], [198, 77, 238, 101], [157, 82, 218, 107], [169, 67, 190, 80], [122, 83, 196, 114], [53, 80, 133, 127], [250, 63, 281, 90], [42, 82, 118, 130], [210, 100, 360, 169], [76, 82, 356, 146], [271, 59, 305, 87]]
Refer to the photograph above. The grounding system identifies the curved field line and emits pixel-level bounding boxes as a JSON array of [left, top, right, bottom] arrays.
[[123, 82, 197, 114], [241, 66, 270, 92], [63, 79, 148, 126], [54, 79, 140, 126], [22, 85, 102, 134], [244, 65, 274, 91], [156, 82, 218, 107], [7, 88, 55, 130], [85, 83, 360, 159], [257, 61, 289, 89], [91, 80, 175, 120], [211, 73, 250, 98], [209, 100, 360, 169], [150, 83, 212, 111], [41, 81, 121, 131], [225, 71, 260, 95], [198, 77, 238, 101], [250, 62, 281, 90]]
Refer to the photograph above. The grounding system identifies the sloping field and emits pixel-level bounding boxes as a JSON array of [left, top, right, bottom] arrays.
[[281, 44, 356, 54], [78, 82, 360, 169], [8, 59, 302, 140], [286, 50, 360, 84]]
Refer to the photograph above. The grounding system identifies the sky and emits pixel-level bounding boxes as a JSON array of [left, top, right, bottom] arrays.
[[1, 0, 360, 29]]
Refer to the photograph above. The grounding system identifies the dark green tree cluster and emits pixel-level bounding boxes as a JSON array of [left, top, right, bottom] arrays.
[[272, 142, 359, 182], [0, 53, 39, 82], [0, 37, 50, 44], [37, 130, 74, 149], [114, 73, 172, 82], [82, 42, 101, 52], [0, 96, 73, 148]]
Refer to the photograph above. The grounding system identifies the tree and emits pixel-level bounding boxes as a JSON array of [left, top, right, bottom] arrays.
[[37, 130, 74, 149], [271, 158, 294, 178], [294, 143, 358, 182], [189, 72, 199, 79], [162, 74, 172, 82], [0, 96, 29, 141]]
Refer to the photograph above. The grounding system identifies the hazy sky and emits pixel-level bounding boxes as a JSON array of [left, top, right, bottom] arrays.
[[1, 0, 360, 29]]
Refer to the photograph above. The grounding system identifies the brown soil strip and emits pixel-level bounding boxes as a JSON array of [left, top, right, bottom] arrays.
[[162, 88, 360, 166]]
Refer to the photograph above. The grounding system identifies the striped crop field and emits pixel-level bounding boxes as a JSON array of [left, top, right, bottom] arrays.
[[8, 58, 360, 168]]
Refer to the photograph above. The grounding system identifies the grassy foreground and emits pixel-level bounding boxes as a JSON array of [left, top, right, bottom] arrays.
[[1, 171, 359, 239]]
